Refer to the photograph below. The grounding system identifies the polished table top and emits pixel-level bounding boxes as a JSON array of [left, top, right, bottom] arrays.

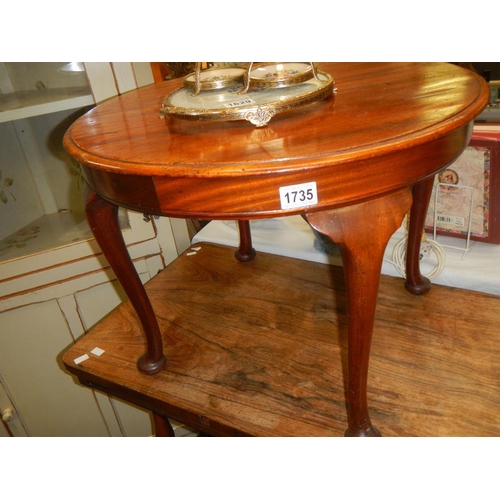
[[63, 63, 489, 436], [64, 62, 488, 219]]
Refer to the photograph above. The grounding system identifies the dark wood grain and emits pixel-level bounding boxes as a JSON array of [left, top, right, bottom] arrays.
[[63, 243, 500, 437]]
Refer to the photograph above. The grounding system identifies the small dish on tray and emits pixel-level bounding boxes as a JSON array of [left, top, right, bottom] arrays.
[[183, 66, 246, 96], [247, 62, 318, 89]]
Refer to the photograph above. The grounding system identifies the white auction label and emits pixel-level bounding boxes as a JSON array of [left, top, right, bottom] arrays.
[[279, 182, 318, 209], [224, 98, 256, 108]]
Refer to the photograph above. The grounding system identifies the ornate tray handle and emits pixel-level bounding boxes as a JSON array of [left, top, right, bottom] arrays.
[[244, 106, 277, 127]]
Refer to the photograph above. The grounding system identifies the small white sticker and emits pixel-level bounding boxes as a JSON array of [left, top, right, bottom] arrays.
[[74, 354, 89, 365], [436, 214, 465, 227], [279, 182, 318, 209], [186, 252, 197, 256], [91, 347, 105, 356], [224, 98, 256, 108]]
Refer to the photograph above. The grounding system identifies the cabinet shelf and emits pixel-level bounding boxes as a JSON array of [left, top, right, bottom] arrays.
[[0, 87, 94, 123], [0, 209, 133, 269], [0, 211, 92, 266], [476, 104, 500, 123]]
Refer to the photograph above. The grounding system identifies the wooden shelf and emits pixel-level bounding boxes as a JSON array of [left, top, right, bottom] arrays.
[[0, 87, 94, 123], [63, 242, 500, 436]]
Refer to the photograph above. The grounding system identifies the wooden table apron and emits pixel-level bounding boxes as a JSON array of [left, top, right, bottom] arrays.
[[63, 63, 489, 437]]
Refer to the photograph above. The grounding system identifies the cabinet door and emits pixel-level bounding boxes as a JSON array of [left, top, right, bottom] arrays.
[[0, 300, 111, 436], [74, 270, 155, 437], [0, 377, 28, 436]]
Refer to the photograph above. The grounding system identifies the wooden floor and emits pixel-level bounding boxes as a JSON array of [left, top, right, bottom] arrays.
[[63, 243, 500, 437]]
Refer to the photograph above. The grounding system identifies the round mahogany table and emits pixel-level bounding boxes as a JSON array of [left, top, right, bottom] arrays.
[[64, 63, 488, 437]]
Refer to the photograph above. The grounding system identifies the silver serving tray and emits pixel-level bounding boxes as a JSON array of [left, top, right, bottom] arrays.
[[160, 70, 335, 127]]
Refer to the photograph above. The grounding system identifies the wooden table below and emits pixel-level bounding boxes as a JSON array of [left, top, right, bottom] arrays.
[[63, 243, 500, 437]]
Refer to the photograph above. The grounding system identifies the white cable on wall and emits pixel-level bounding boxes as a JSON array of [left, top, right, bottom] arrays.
[[384, 214, 446, 280]]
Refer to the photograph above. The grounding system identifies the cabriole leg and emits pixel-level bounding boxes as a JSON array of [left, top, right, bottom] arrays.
[[405, 177, 435, 295], [306, 188, 412, 436], [84, 184, 166, 374], [235, 220, 256, 262], [153, 414, 175, 437]]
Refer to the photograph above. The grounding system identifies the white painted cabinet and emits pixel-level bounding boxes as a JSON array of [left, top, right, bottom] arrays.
[[0, 62, 191, 436]]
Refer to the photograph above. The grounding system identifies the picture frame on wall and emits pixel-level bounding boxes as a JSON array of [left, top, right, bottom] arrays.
[[425, 128, 500, 244]]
